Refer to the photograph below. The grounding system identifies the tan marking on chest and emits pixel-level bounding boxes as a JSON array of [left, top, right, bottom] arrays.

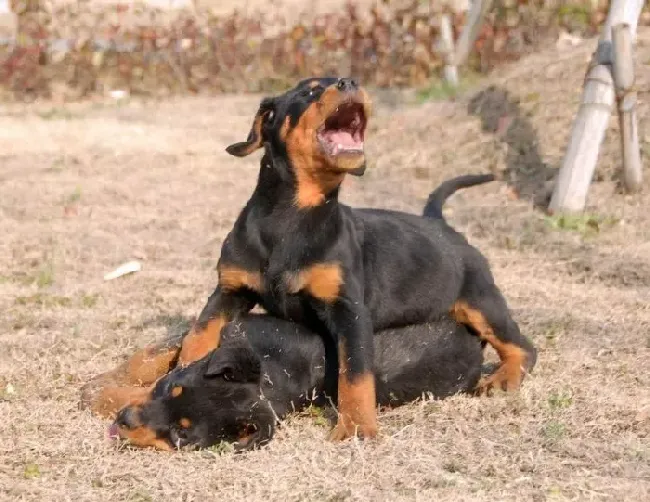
[[285, 263, 343, 303], [219, 265, 263, 293]]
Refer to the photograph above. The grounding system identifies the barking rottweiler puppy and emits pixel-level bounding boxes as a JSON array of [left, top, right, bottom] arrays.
[[170, 78, 536, 440], [111, 314, 484, 451]]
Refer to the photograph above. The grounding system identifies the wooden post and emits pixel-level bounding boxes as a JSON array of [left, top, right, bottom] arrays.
[[611, 24, 642, 193], [548, 66, 615, 213], [454, 0, 493, 68], [548, 0, 644, 213], [439, 13, 458, 87]]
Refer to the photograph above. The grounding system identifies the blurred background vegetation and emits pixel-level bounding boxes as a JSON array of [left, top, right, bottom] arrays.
[[0, 0, 648, 101]]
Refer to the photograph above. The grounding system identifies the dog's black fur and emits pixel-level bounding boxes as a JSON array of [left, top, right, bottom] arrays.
[[113, 314, 484, 451], [175, 77, 537, 440]]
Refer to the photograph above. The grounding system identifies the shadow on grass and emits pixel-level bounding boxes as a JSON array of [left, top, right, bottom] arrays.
[[468, 85, 557, 210]]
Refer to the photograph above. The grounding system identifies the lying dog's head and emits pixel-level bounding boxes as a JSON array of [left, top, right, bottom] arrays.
[[226, 77, 372, 207], [111, 344, 275, 452]]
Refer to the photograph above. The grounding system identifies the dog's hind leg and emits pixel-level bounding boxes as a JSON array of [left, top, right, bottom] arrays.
[[452, 279, 536, 394], [79, 341, 181, 419]]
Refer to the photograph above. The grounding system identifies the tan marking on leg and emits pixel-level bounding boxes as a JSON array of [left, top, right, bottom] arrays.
[[328, 342, 378, 441], [80, 344, 179, 418], [178, 316, 228, 366], [451, 300, 526, 393]]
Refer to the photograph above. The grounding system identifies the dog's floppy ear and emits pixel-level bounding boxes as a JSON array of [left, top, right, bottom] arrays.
[[226, 98, 275, 157], [205, 347, 262, 383]]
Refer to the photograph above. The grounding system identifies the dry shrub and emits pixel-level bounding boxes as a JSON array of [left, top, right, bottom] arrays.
[[0, 0, 649, 100]]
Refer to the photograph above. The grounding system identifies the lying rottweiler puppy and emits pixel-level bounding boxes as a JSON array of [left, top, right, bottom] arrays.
[[111, 314, 484, 451], [169, 77, 536, 440]]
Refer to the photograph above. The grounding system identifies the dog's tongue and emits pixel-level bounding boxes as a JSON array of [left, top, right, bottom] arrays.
[[325, 130, 358, 147], [321, 130, 362, 154], [107, 424, 119, 440]]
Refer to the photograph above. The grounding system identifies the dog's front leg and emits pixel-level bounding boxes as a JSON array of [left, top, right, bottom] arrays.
[[178, 284, 257, 366], [320, 297, 378, 441]]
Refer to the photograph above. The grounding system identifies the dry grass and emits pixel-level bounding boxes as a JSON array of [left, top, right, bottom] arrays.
[[1, 31, 650, 501]]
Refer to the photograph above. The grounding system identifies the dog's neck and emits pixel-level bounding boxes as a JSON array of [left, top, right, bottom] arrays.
[[252, 150, 343, 214]]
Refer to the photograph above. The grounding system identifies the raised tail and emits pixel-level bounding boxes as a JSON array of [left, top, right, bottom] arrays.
[[422, 173, 496, 220]]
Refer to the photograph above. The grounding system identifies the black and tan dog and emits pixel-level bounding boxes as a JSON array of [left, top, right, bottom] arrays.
[[83, 78, 536, 441], [109, 314, 484, 451]]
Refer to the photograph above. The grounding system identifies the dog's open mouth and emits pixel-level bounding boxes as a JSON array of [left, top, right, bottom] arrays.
[[317, 101, 366, 156]]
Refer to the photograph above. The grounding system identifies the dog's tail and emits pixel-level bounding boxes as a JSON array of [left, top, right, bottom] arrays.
[[422, 173, 496, 219]]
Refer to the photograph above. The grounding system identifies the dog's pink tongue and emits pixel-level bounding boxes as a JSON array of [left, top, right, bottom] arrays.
[[107, 424, 119, 440], [326, 130, 358, 147]]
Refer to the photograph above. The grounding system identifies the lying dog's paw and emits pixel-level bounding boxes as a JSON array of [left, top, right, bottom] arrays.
[[475, 363, 523, 395]]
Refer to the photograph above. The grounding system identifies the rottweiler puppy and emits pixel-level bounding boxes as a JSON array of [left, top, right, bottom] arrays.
[[168, 77, 536, 440], [110, 314, 484, 451]]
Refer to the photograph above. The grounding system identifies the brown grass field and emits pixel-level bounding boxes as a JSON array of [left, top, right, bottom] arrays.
[[1, 31, 649, 501]]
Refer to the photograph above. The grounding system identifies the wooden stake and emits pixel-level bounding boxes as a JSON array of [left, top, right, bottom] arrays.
[[612, 23, 642, 193], [454, 0, 494, 68], [548, 0, 644, 213], [548, 65, 615, 213], [440, 13, 458, 87]]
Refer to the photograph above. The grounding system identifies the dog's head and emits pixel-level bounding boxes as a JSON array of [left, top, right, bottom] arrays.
[[226, 77, 372, 207], [111, 344, 275, 452]]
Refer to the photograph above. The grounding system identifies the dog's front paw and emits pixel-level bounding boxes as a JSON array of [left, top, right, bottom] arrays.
[[327, 418, 378, 442], [476, 362, 523, 395]]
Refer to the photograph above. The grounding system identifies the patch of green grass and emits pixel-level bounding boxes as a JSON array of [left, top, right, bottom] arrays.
[[15, 293, 72, 308], [0, 272, 34, 286], [129, 491, 152, 502], [36, 107, 83, 120], [542, 421, 566, 441], [522, 91, 541, 103], [46, 156, 67, 172], [206, 441, 235, 455], [547, 390, 573, 410], [23, 463, 40, 479], [63, 185, 83, 206], [557, 4, 591, 27], [36, 263, 55, 288], [417, 72, 481, 103], [0, 381, 17, 402], [298, 404, 329, 427], [545, 213, 619, 237], [81, 294, 99, 308]]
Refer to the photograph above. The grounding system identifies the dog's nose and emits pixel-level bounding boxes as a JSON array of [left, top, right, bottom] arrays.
[[337, 78, 358, 92], [115, 406, 141, 430]]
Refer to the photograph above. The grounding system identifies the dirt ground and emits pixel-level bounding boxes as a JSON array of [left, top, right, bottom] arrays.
[[1, 31, 649, 501]]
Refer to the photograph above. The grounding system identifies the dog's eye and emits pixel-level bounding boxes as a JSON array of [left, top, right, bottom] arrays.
[[304, 85, 322, 98], [265, 110, 275, 122]]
